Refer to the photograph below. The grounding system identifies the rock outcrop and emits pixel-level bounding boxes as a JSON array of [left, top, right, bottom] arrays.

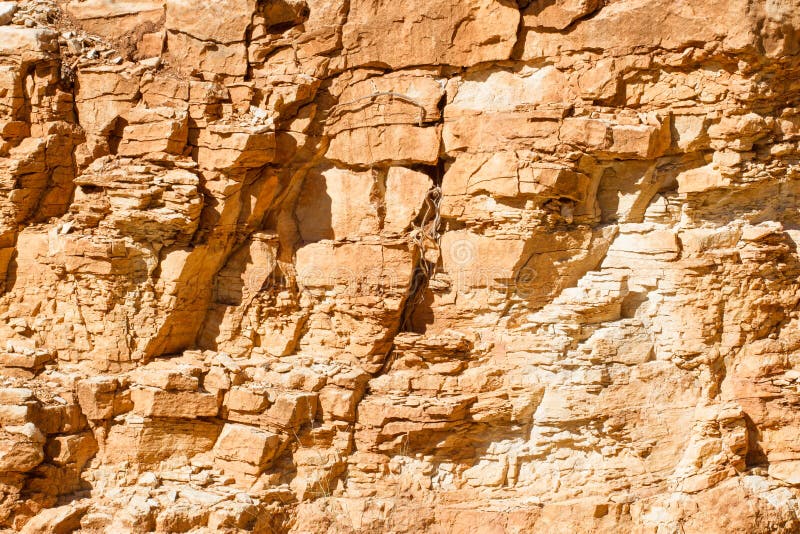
[[2, 0, 800, 531]]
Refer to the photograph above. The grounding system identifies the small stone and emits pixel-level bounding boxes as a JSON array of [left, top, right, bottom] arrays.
[[5, 422, 46, 444], [140, 56, 161, 68], [66, 38, 82, 54], [137, 472, 160, 487], [0, 2, 17, 26]]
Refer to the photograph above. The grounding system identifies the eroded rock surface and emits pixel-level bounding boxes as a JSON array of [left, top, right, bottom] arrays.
[[2, 0, 800, 532]]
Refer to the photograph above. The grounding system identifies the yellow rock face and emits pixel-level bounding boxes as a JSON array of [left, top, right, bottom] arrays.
[[2, 0, 800, 532]]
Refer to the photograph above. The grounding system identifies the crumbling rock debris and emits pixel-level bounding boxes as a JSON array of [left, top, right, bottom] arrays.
[[1, 0, 800, 532]]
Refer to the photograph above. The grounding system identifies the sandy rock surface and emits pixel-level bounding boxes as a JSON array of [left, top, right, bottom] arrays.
[[1, 0, 800, 531]]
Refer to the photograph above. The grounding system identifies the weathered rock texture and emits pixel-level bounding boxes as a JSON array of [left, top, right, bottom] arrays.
[[1, 0, 800, 531]]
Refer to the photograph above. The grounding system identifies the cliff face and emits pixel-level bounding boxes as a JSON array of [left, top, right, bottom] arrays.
[[2, 0, 800, 531]]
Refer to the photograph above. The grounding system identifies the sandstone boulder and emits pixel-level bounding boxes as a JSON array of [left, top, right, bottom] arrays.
[[212, 423, 281, 477]]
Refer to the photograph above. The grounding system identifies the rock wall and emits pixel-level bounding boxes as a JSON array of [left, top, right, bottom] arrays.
[[1, 0, 800, 531]]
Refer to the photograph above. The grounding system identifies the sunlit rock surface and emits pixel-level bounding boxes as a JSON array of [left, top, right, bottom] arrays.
[[1, 0, 800, 531]]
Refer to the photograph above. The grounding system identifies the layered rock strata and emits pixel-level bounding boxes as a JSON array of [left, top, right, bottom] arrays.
[[1, 0, 800, 531]]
